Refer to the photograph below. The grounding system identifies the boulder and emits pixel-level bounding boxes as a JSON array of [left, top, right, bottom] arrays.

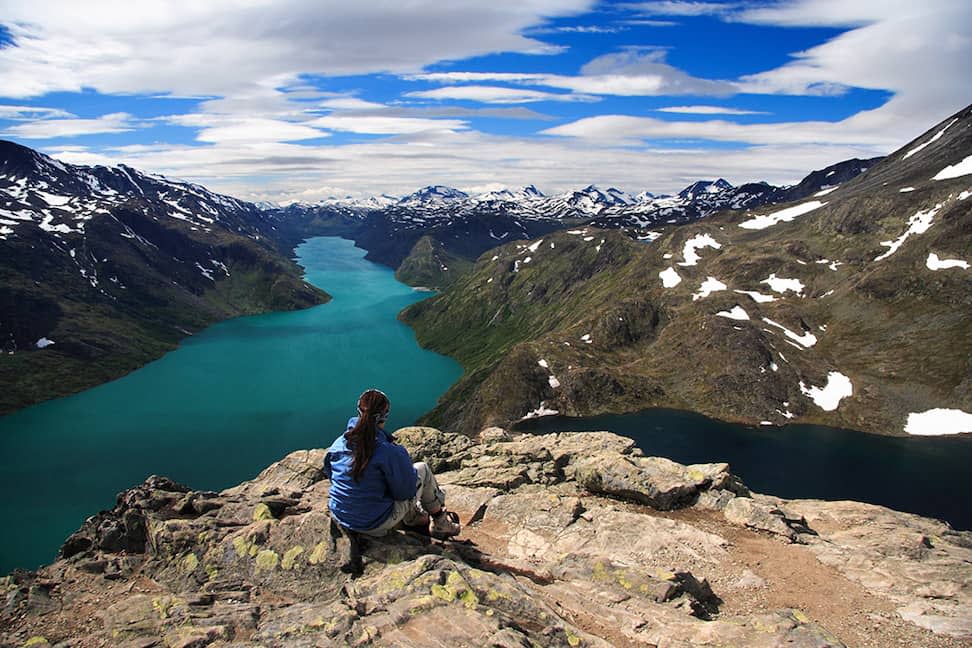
[[573, 454, 742, 510], [723, 495, 806, 542], [394, 426, 476, 473]]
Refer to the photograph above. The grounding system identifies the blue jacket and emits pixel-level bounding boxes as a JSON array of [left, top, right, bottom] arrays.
[[323, 417, 418, 531]]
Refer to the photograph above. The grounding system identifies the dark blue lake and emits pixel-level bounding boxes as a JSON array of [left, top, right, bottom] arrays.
[[516, 408, 972, 531]]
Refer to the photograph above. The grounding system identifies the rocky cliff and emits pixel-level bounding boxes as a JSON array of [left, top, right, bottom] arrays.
[[3, 427, 969, 647]]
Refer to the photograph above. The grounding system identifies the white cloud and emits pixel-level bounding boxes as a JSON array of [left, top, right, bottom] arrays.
[[541, 114, 899, 147], [195, 119, 327, 144], [732, 0, 971, 140], [0, 1, 593, 99], [623, 1, 738, 17], [62, 125, 875, 205], [405, 85, 598, 104], [308, 115, 468, 135], [0, 105, 73, 119], [2, 112, 141, 138], [656, 105, 768, 115], [620, 19, 679, 26], [407, 50, 734, 97], [553, 25, 624, 32], [319, 98, 388, 111], [734, 0, 928, 27]]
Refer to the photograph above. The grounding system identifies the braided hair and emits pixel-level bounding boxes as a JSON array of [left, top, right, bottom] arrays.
[[345, 389, 390, 481]]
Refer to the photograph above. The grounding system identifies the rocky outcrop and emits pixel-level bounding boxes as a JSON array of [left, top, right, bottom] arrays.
[[3, 428, 970, 647]]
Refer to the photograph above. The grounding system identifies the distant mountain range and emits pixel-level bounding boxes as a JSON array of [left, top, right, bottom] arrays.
[[401, 104, 972, 436], [271, 157, 879, 288], [278, 164, 875, 223]]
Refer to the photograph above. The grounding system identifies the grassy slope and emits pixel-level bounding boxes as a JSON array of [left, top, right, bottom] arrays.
[[394, 236, 474, 289]]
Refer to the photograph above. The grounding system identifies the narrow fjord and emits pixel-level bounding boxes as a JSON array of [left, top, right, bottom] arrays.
[[0, 237, 462, 574]]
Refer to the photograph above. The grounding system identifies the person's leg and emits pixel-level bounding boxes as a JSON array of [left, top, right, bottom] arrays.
[[414, 462, 446, 514], [413, 462, 460, 537], [359, 499, 411, 537]]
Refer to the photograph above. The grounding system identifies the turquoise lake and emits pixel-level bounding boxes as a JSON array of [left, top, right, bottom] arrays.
[[0, 237, 462, 574]]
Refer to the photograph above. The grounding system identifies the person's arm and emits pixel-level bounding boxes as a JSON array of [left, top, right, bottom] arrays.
[[323, 450, 333, 480], [381, 445, 418, 501]]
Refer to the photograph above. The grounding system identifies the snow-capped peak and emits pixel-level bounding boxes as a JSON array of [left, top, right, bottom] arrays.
[[398, 185, 469, 206], [475, 185, 546, 203], [678, 179, 733, 200]]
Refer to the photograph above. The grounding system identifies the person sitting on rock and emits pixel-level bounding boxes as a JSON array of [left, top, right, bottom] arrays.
[[323, 388, 461, 539]]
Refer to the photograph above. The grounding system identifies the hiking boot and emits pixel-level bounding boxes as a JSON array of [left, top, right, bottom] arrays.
[[430, 509, 461, 539]]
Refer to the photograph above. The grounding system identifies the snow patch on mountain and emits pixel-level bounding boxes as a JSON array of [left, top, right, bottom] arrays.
[[659, 267, 682, 288], [734, 289, 776, 303], [903, 118, 958, 160], [717, 305, 749, 320], [762, 317, 817, 348], [875, 204, 941, 261], [904, 408, 972, 436], [677, 233, 721, 267], [800, 372, 853, 411], [760, 274, 805, 295], [692, 276, 727, 301], [926, 253, 969, 270], [932, 155, 972, 181], [738, 201, 827, 230]]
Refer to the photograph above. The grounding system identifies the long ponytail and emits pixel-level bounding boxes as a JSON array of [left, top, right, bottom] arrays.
[[345, 389, 390, 481]]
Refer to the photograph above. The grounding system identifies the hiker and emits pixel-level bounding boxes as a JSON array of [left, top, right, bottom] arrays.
[[323, 388, 461, 539]]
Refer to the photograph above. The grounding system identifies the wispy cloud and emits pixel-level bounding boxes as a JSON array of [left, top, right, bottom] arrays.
[[3, 112, 141, 139], [54, 128, 874, 204], [0, 105, 73, 120], [656, 105, 768, 115], [405, 86, 599, 104], [622, 1, 738, 17], [542, 113, 901, 147], [308, 115, 469, 135], [406, 49, 734, 98]]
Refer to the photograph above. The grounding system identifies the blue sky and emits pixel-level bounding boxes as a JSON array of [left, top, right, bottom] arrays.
[[0, 0, 968, 203]]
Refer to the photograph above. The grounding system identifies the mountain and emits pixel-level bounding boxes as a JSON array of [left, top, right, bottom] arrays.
[[397, 185, 470, 207], [0, 140, 328, 413], [401, 105, 972, 436], [473, 184, 544, 204], [3, 426, 969, 645], [678, 178, 733, 200], [269, 160, 878, 292]]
